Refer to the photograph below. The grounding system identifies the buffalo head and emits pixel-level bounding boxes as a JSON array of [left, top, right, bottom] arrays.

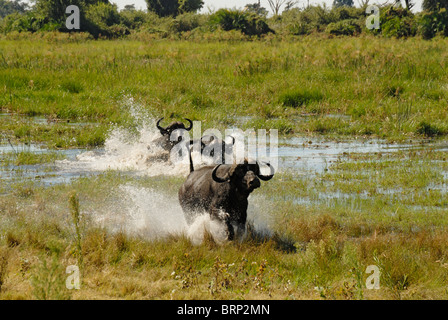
[[152, 117, 193, 152], [156, 117, 193, 137], [211, 160, 274, 194], [192, 135, 236, 165]]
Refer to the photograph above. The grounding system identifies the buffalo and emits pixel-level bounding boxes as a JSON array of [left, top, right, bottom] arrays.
[[189, 135, 236, 165], [178, 150, 275, 242], [151, 117, 193, 152], [151, 118, 235, 165]]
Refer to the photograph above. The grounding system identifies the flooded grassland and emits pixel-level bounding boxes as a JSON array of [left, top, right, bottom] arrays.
[[1, 37, 448, 300], [1, 108, 448, 300]]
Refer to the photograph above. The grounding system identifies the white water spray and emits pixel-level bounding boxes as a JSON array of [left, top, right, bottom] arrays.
[[58, 98, 272, 244]]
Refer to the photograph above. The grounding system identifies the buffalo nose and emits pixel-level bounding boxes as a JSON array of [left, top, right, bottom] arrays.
[[250, 178, 261, 189]]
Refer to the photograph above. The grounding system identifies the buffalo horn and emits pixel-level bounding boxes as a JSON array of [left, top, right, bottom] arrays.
[[184, 118, 193, 131], [156, 118, 167, 134], [212, 164, 230, 183], [257, 162, 275, 181]]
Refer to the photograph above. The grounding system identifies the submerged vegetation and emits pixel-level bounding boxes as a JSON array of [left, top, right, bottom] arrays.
[[1, 150, 65, 165]]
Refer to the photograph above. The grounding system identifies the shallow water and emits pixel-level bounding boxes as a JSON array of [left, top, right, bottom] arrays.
[[1, 107, 447, 242], [0, 143, 89, 186], [277, 137, 417, 174], [3, 108, 443, 183], [0, 127, 443, 186]]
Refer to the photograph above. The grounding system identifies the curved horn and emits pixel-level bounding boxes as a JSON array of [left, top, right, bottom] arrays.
[[156, 118, 168, 134], [212, 165, 230, 183], [227, 135, 235, 145], [184, 118, 193, 131], [257, 162, 275, 181]]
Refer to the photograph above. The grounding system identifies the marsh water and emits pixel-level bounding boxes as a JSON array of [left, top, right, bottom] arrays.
[[0, 129, 443, 184], [1, 111, 447, 207]]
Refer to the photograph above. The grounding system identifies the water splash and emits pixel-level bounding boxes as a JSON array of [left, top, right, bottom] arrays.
[[92, 185, 187, 238], [56, 98, 273, 243], [91, 184, 236, 245], [59, 98, 217, 178]]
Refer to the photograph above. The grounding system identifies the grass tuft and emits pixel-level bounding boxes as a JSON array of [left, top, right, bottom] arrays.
[[279, 88, 324, 108]]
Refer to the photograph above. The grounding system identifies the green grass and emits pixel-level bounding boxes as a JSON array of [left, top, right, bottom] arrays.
[[0, 144, 448, 300], [1, 35, 448, 147], [279, 88, 324, 108], [0, 115, 107, 148], [1, 151, 66, 166]]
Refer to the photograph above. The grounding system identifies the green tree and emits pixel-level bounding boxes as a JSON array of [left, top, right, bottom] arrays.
[[145, 0, 203, 17], [333, 0, 354, 7], [0, 0, 28, 18], [178, 0, 203, 13], [86, 2, 120, 27], [119, 7, 148, 29], [422, 0, 448, 11], [245, 2, 269, 16], [34, 0, 108, 24], [211, 8, 274, 36], [123, 4, 135, 11], [84, 2, 130, 37]]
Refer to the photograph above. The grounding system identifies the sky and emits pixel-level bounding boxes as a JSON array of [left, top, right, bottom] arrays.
[[111, 0, 424, 12]]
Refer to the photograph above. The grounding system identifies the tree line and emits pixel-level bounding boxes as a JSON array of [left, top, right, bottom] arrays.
[[0, 0, 447, 39]]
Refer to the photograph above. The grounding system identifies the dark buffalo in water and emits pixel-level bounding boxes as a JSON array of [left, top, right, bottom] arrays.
[[151, 117, 236, 165], [189, 135, 235, 164], [178, 151, 275, 241], [152, 117, 193, 152]]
